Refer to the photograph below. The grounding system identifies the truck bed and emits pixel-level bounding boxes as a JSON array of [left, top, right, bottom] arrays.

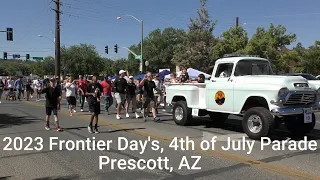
[[165, 83, 207, 109]]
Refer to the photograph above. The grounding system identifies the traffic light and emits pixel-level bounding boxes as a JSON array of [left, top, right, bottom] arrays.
[[114, 44, 118, 53], [105, 46, 108, 54], [6, 28, 13, 41], [3, 52, 7, 60], [26, 54, 30, 60]]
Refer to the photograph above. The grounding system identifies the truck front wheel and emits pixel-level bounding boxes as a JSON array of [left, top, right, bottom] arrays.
[[243, 107, 274, 140], [172, 101, 193, 126], [284, 114, 316, 135]]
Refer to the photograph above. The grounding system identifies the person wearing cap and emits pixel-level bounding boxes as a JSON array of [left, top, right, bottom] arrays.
[[100, 75, 113, 114], [112, 70, 128, 120], [125, 76, 140, 118], [41, 78, 62, 131]]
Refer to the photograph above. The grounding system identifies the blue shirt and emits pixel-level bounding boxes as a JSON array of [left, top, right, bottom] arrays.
[[15, 79, 23, 89]]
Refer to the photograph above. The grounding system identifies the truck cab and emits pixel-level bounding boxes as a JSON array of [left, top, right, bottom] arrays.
[[166, 54, 320, 139]]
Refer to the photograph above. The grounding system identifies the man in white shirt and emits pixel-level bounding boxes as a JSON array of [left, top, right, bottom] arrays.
[[33, 79, 42, 101], [7, 77, 14, 91]]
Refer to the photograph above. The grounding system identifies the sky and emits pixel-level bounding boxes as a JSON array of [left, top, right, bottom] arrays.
[[1, 0, 320, 61]]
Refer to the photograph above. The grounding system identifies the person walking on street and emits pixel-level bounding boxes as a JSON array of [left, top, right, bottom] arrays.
[[86, 74, 103, 133], [14, 76, 24, 101], [78, 75, 88, 112], [0, 78, 4, 103], [100, 75, 113, 115], [153, 74, 162, 114], [113, 70, 128, 120], [42, 78, 62, 131], [65, 77, 77, 116], [26, 79, 33, 101], [139, 72, 161, 122], [126, 76, 140, 118], [55, 76, 62, 111]]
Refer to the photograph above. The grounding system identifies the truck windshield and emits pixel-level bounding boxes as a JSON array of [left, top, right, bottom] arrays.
[[234, 60, 272, 76]]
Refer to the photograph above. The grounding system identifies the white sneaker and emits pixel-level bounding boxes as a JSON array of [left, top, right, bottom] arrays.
[[116, 115, 121, 120], [126, 113, 130, 118], [160, 103, 164, 106], [73, 109, 76, 113], [81, 109, 84, 112], [0, 101, 2, 104], [135, 112, 140, 119]]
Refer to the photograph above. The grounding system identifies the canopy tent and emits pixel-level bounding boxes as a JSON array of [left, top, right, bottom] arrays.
[[133, 74, 146, 80], [164, 68, 211, 79], [111, 75, 118, 80], [158, 70, 171, 80]]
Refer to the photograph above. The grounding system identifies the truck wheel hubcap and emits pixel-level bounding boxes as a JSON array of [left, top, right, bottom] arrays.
[[175, 106, 183, 121], [247, 115, 262, 133]]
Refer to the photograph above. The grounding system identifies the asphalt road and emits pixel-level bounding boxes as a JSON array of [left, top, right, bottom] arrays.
[[0, 96, 320, 180]]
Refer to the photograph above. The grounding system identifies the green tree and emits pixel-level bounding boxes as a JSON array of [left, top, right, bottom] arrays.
[[244, 23, 296, 72], [301, 41, 320, 75], [61, 43, 105, 76], [172, 0, 217, 73], [212, 26, 249, 59]]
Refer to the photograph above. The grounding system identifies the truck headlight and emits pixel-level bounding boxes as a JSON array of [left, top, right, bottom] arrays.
[[278, 87, 289, 100]]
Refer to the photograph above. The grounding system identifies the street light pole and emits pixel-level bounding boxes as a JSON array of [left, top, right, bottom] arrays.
[[141, 20, 144, 72], [117, 14, 144, 73]]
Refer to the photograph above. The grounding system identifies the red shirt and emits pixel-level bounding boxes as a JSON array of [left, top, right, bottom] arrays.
[[100, 80, 112, 96], [78, 79, 88, 93]]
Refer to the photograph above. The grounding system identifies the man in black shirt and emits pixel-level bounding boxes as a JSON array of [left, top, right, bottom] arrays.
[[112, 70, 128, 120], [42, 78, 62, 132], [86, 74, 103, 133], [139, 72, 160, 122]]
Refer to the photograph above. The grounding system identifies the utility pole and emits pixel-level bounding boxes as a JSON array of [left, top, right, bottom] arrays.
[[54, 0, 61, 78], [236, 17, 239, 27]]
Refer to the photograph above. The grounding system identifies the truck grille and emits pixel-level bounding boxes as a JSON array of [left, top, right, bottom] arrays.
[[284, 93, 316, 105]]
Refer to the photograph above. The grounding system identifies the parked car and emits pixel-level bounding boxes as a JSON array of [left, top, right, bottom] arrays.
[[286, 73, 320, 89], [166, 54, 320, 140]]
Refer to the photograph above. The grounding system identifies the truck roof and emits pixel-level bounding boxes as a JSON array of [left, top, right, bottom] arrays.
[[216, 56, 269, 63]]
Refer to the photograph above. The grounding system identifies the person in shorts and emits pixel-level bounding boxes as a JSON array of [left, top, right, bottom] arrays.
[[139, 72, 160, 122], [112, 70, 128, 120], [65, 77, 77, 116], [125, 76, 140, 118], [42, 78, 62, 131], [86, 73, 103, 133]]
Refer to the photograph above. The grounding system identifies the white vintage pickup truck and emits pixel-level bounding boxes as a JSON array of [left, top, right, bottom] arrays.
[[166, 54, 320, 140]]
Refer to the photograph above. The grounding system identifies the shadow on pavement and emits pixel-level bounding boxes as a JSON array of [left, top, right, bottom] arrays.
[[33, 175, 80, 180], [0, 114, 41, 129], [0, 176, 11, 180], [101, 127, 146, 133]]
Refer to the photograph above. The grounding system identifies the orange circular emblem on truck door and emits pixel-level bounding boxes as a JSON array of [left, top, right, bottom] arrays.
[[215, 91, 225, 105]]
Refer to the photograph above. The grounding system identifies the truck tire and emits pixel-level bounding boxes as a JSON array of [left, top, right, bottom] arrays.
[[242, 107, 274, 140], [172, 101, 193, 126], [209, 112, 228, 127], [284, 113, 316, 135]]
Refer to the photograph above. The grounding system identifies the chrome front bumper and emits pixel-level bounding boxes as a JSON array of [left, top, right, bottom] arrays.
[[271, 105, 320, 116]]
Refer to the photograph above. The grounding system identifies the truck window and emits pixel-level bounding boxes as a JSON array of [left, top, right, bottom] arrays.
[[215, 63, 234, 78], [234, 60, 271, 76]]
